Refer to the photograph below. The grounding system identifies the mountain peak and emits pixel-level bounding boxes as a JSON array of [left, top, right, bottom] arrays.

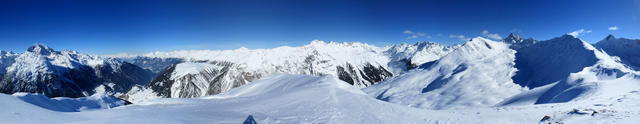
[[503, 33, 525, 44], [507, 33, 521, 40], [26, 44, 55, 55], [605, 34, 616, 40], [561, 34, 578, 39]]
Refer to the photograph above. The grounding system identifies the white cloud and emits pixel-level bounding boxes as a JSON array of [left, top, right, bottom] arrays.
[[407, 35, 418, 39], [403, 30, 430, 39], [449, 34, 469, 41], [567, 29, 592, 37], [482, 30, 489, 35], [403, 30, 414, 34], [481, 30, 502, 40], [608, 26, 619, 31]]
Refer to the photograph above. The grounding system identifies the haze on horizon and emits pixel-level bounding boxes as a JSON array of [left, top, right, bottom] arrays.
[[0, 0, 639, 54]]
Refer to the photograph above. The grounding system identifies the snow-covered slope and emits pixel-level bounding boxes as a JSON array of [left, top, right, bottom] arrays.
[[11, 92, 128, 112], [365, 37, 526, 109], [502, 35, 640, 105], [366, 34, 640, 111], [384, 42, 459, 74], [138, 40, 394, 88], [3, 74, 640, 123], [149, 62, 238, 98], [125, 40, 458, 98], [0, 51, 17, 77], [512, 35, 600, 88], [595, 34, 640, 69], [0, 44, 154, 98]]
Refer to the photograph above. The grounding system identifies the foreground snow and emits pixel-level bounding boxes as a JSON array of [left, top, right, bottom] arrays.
[[2, 74, 640, 123]]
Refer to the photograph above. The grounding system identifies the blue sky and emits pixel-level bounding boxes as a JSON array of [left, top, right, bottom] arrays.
[[0, 0, 639, 54]]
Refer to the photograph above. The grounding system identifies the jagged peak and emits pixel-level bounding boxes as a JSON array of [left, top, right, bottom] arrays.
[[26, 44, 56, 55], [305, 40, 374, 49], [605, 34, 616, 40], [506, 33, 522, 40], [412, 41, 442, 48]]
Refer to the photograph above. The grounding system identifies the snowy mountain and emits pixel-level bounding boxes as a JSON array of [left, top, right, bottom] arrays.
[[595, 34, 640, 69], [3, 34, 640, 123], [0, 44, 154, 98], [365, 37, 526, 109], [124, 40, 454, 98], [365, 34, 640, 110], [502, 35, 640, 105], [384, 41, 459, 73]]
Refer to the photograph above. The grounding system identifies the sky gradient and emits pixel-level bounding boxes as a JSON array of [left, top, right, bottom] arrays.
[[1, 0, 639, 54]]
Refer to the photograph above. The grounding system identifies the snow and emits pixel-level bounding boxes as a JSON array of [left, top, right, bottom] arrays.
[[595, 35, 640, 69], [10, 93, 127, 112], [171, 62, 224, 79], [115, 40, 458, 88], [2, 74, 640, 123], [365, 37, 526, 109], [0, 44, 152, 98], [384, 42, 459, 74], [3, 36, 640, 123]]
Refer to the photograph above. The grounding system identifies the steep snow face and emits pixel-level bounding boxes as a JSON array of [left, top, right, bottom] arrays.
[[512, 35, 599, 89], [595, 35, 640, 69], [384, 42, 459, 74], [0, 45, 154, 98], [365, 37, 526, 109], [0, 51, 17, 76], [148, 61, 258, 98], [501, 37, 640, 105], [167, 62, 225, 98]]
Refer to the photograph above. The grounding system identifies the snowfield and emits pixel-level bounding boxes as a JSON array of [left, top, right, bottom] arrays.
[[2, 74, 640, 123]]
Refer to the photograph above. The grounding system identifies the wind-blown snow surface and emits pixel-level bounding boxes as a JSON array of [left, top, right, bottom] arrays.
[[2, 74, 640, 123]]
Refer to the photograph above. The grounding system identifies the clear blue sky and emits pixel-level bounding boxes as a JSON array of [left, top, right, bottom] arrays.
[[1, 0, 639, 54]]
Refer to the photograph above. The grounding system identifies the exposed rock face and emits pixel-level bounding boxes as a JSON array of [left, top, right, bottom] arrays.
[[503, 33, 536, 50], [149, 61, 254, 98], [148, 60, 392, 98]]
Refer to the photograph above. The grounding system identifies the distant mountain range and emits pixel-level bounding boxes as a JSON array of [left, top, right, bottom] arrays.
[[0, 45, 153, 98], [1, 33, 639, 107]]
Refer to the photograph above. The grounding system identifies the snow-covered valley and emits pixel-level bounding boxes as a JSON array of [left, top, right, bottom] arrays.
[[2, 34, 640, 123]]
